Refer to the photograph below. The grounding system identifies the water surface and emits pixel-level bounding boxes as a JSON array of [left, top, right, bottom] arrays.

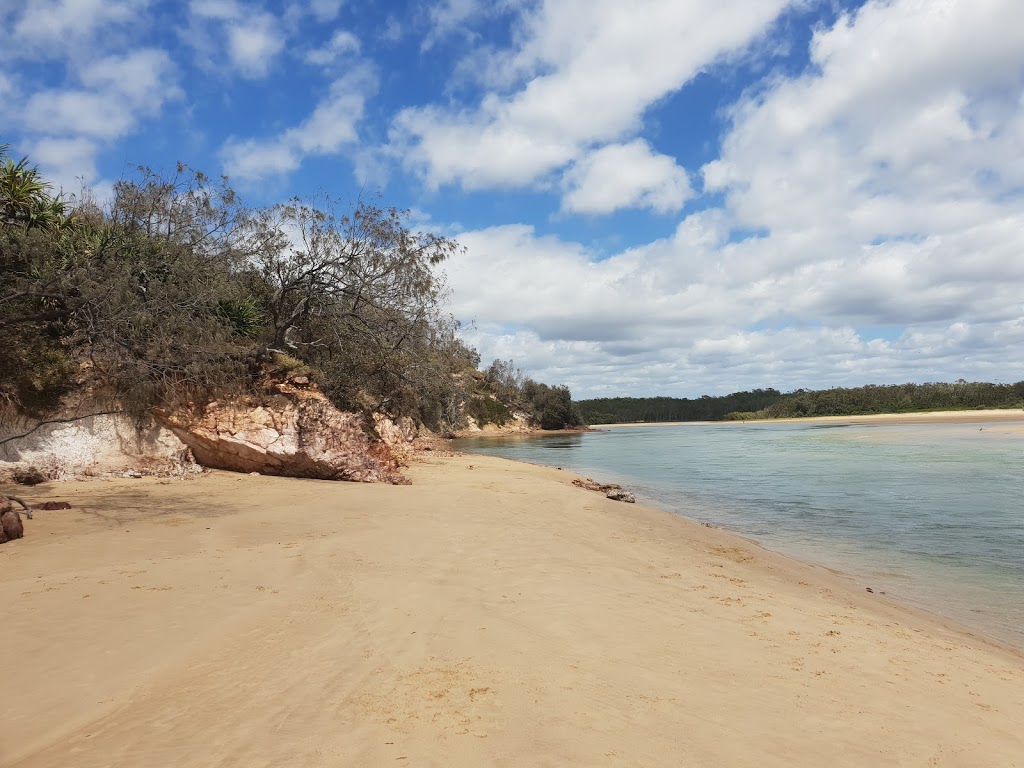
[[457, 421, 1024, 647]]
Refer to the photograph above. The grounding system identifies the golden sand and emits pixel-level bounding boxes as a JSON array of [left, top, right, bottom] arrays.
[[3, 457, 1022, 767]]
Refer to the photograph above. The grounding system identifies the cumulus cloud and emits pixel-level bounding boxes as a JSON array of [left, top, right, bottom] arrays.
[[390, 0, 792, 198], [562, 140, 692, 214], [443, 0, 1024, 395], [305, 29, 360, 67], [24, 137, 100, 193], [13, 48, 180, 189], [189, 0, 286, 79], [5, 0, 149, 59], [23, 49, 180, 140], [221, 66, 377, 180]]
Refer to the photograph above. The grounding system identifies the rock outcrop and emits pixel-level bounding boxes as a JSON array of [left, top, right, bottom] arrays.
[[0, 413, 198, 482], [2, 374, 414, 484], [572, 477, 636, 503], [155, 379, 407, 484], [1, 496, 32, 544]]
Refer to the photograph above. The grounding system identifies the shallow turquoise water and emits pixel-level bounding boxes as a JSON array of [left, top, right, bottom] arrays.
[[457, 421, 1024, 647]]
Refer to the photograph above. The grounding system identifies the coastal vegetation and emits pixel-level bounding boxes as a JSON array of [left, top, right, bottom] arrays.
[[578, 381, 1024, 424], [466, 358, 585, 430], [0, 147, 582, 436]]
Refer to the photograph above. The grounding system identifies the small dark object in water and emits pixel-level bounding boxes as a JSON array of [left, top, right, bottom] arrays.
[[865, 587, 874, 593]]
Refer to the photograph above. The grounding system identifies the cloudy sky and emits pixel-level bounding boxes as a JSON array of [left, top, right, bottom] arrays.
[[3, 0, 1023, 397]]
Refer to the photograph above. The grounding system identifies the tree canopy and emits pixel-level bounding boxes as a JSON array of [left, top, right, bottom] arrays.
[[0, 151, 581, 434]]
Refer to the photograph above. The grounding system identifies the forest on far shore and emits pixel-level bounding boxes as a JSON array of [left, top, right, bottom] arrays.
[[577, 380, 1024, 424]]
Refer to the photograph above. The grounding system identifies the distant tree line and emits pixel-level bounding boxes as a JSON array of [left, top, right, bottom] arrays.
[[0, 146, 582, 435], [753, 381, 1024, 419], [578, 381, 1024, 424], [578, 390, 784, 424]]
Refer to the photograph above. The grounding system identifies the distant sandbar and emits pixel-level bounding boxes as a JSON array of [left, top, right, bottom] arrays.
[[598, 408, 1024, 428]]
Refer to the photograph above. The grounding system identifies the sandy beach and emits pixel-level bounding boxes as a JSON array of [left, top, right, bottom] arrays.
[[598, 408, 1024, 428], [3, 457, 1023, 767]]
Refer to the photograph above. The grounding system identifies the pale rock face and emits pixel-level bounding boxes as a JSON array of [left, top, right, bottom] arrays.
[[0, 413, 196, 481], [373, 414, 419, 464], [155, 385, 406, 484]]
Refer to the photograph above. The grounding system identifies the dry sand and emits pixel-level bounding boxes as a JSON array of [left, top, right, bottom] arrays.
[[3, 457, 1023, 767]]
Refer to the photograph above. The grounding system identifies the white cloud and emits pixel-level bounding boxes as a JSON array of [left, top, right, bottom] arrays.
[[227, 14, 285, 78], [221, 66, 377, 181], [390, 0, 792, 192], [7, 0, 149, 58], [26, 137, 99, 192], [10, 49, 180, 191], [308, 0, 343, 22], [188, 0, 285, 79], [441, 0, 1024, 396], [189, 0, 239, 20], [420, 0, 503, 51], [22, 49, 180, 140], [562, 140, 692, 214], [305, 29, 360, 67]]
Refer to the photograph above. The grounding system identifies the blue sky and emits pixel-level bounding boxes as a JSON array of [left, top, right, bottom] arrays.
[[3, 0, 1024, 397]]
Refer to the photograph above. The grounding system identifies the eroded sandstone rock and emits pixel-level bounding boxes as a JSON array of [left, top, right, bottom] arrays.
[[155, 384, 407, 484]]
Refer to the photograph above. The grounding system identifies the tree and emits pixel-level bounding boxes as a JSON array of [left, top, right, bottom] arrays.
[[243, 195, 469, 423], [0, 144, 73, 232]]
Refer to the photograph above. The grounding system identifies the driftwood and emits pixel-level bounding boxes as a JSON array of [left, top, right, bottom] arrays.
[[1, 495, 33, 519]]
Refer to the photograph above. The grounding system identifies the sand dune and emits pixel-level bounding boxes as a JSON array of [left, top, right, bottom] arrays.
[[3, 458, 1022, 767]]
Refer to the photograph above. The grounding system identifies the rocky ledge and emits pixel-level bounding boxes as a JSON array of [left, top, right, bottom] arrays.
[[154, 377, 409, 484]]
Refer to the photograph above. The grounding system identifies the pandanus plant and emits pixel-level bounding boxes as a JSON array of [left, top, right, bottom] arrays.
[[0, 143, 74, 232]]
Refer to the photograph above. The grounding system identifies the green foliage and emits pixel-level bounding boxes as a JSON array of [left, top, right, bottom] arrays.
[[0, 144, 73, 232], [270, 352, 314, 377], [755, 381, 1024, 419], [217, 297, 266, 339], [579, 383, 1024, 424], [578, 390, 784, 424], [0, 153, 579, 435], [478, 359, 585, 430], [467, 396, 512, 427]]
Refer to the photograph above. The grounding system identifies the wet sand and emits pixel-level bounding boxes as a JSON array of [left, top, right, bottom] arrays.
[[3, 457, 1023, 767]]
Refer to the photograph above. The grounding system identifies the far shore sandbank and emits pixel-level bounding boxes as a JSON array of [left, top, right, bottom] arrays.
[[3, 457, 1023, 766], [597, 407, 1024, 428]]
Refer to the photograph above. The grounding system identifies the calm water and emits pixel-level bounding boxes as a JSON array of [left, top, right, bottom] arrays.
[[457, 421, 1024, 648]]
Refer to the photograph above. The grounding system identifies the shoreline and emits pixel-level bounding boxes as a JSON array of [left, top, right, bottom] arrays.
[[595, 407, 1024, 428], [452, 426, 596, 439], [458, 414, 1024, 648], [3, 459, 1023, 765], [457, 450, 1024, 655]]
